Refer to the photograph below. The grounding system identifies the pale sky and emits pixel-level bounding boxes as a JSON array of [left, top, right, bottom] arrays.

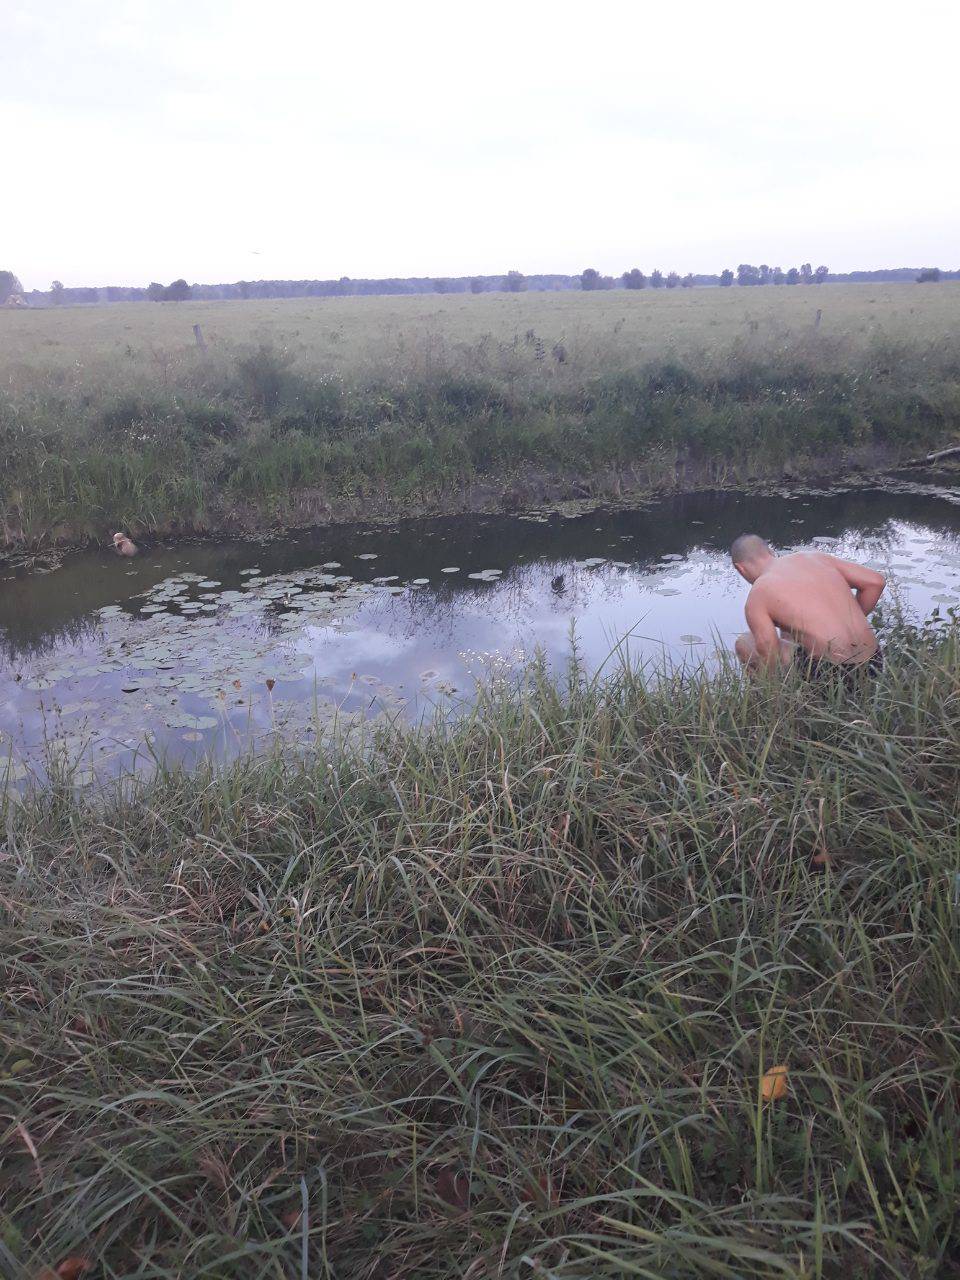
[[4, 0, 958, 290]]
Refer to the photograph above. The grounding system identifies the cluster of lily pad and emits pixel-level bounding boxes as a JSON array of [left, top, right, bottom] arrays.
[[7, 512, 960, 789], [10, 564, 428, 782]]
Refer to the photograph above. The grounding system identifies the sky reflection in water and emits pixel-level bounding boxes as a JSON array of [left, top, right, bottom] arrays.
[[2, 483, 960, 783]]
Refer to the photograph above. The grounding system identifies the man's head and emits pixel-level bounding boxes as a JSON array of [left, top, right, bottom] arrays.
[[730, 533, 774, 583]]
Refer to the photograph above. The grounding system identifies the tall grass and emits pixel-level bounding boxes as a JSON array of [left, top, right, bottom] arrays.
[[3, 308, 960, 545], [2, 626, 959, 1278]]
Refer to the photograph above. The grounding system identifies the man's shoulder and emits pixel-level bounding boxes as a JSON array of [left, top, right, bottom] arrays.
[[748, 567, 796, 606], [767, 551, 832, 578], [748, 574, 778, 597], [745, 580, 774, 611], [782, 550, 830, 566]]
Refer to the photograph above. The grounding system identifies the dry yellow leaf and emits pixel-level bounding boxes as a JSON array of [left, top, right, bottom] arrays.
[[761, 1064, 789, 1101]]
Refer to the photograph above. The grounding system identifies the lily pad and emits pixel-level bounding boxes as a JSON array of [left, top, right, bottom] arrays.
[[163, 712, 220, 730]]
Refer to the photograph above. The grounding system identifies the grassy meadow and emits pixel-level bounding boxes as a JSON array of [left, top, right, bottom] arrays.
[[7, 283, 960, 373], [3, 283, 960, 546], [4, 288, 960, 1277], [2, 626, 960, 1278]]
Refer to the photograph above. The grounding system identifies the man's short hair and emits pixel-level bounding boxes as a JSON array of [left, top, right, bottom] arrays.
[[730, 533, 770, 564]]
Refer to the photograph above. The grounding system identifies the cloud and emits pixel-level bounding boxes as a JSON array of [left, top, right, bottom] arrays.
[[4, 0, 958, 287]]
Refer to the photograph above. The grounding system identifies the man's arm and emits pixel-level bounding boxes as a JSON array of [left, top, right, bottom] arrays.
[[744, 592, 785, 668], [829, 557, 886, 615]]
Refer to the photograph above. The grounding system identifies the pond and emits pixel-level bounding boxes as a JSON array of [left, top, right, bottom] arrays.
[[2, 479, 960, 785]]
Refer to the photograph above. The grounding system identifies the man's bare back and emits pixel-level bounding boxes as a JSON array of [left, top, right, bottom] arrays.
[[729, 534, 885, 670]]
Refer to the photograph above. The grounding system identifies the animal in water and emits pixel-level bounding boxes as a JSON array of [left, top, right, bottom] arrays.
[[112, 532, 139, 557]]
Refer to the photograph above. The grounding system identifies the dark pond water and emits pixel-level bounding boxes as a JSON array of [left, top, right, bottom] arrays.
[[2, 479, 960, 785]]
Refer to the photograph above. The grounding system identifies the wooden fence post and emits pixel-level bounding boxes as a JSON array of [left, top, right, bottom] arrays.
[[193, 324, 207, 351]]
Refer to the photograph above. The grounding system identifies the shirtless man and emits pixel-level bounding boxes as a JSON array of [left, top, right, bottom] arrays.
[[730, 534, 885, 675]]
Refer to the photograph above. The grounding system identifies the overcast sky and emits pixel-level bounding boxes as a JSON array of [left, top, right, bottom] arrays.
[[4, 0, 958, 289]]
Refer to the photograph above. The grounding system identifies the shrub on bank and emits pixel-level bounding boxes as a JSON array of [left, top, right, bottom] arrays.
[[3, 331, 960, 544]]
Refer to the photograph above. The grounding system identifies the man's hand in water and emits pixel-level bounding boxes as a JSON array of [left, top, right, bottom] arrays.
[[736, 595, 794, 670]]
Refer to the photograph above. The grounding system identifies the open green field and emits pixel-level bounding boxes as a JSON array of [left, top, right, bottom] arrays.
[[3, 283, 960, 546], [4, 289, 960, 1277], [3, 628, 959, 1278], [5, 283, 960, 374]]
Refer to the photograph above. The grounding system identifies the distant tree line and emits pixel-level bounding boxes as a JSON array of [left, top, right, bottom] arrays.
[[619, 269, 696, 290], [13, 263, 960, 308], [0, 269, 25, 304], [146, 279, 193, 301], [721, 263, 830, 286]]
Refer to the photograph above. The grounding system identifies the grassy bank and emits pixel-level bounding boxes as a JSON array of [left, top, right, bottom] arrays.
[[3, 287, 960, 546], [3, 627, 959, 1278]]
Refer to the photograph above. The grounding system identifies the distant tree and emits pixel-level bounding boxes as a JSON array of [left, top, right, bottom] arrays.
[[916, 267, 941, 283], [800, 262, 813, 284], [580, 267, 603, 290], [737, 263, 760, 286], [503, 270, 526, 292], [469, 277, 484, 294], [50, 280, 65, 304], [814, 265, 829, 284], [665, 271, 681, 288], [785, 267, 800, 285], [681, 273, 694, 288], [164, 278, 192, 301], [0, 270, 23, 304], [650, 269, 664, 289], [622, 268, 646, 289], [772, 267, 785, 285], [758, 264, 770, 285], [433, 278, 450, 293], [719, 268, 734, 287], [147, 281, 166, 301]]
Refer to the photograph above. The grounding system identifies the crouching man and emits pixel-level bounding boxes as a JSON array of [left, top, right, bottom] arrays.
[[730, 534, 885, 678]]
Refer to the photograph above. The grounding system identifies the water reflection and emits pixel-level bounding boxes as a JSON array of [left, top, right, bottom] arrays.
[[2, 481, 959, 783]]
